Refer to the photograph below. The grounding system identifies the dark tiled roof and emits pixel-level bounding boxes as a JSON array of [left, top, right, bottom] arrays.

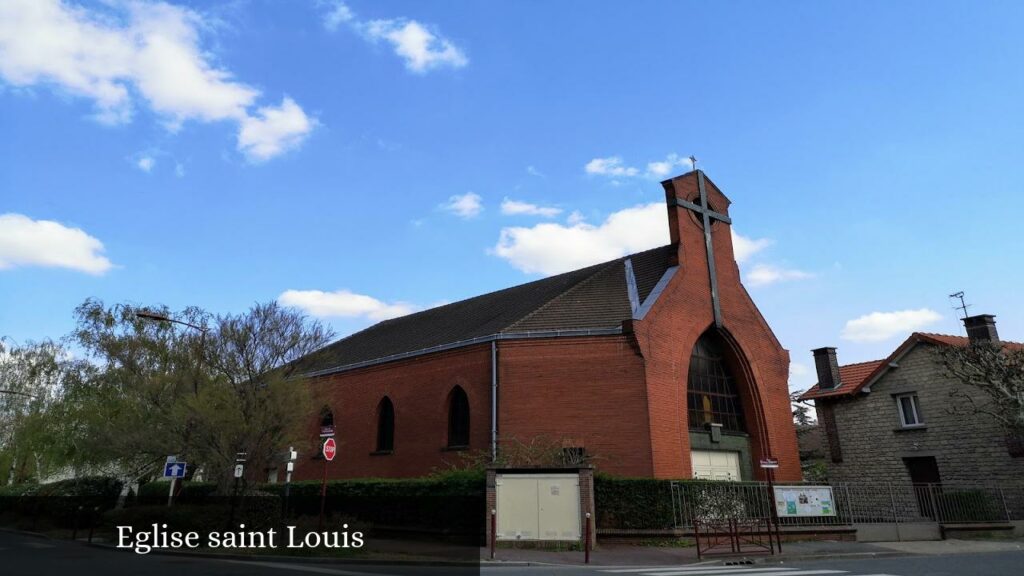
[[295, 245, 676, 375]]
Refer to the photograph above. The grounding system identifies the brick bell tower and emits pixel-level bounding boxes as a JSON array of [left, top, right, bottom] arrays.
[[628, 169, 801, 481]]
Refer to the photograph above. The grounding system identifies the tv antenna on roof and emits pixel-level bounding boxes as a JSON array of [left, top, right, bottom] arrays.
[[949, 291, 971, 320]]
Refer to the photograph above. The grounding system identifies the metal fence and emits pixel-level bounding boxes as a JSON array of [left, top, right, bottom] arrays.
[[669, 481, 1024, 528]]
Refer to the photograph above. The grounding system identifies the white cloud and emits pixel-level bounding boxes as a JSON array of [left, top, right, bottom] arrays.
[[584, 156, 639, 177], [841, 308, 943, 343], [492, 202, 668, 276], [0, 213, 113, 275], [526, 165, 545, 178], [500, 198, 561, 218], [137, 155, 155, 172], [731, 231, 771, 264], [645, 153, 694, 179], [174, 162, 185, 177], [790, 362, 810, 377], [278, 289, 415, 322], [362, 19, 467, 73], [745, 263, 814, 287], [320, 3, 466, 73], [320, 1, 354, 31], [441, 192, 483, 219], [237, 97, 315, 162], [0, 0, 313, 160], [586, 153, 695, 180]]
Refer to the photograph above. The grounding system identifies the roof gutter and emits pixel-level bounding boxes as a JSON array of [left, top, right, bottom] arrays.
[[300, 326, 624, 379]]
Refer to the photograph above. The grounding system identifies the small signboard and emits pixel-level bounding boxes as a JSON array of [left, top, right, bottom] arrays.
[[320, 425, 335, 438], [163, 462, 187, 478], [774, 486, 836, 517], [759, 458, 780, 469], [322, 437, 337, 461], [233, 464, 244, 478]]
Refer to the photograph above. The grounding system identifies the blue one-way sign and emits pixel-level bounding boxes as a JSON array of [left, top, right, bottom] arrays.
[[164, 462, 187, 478]]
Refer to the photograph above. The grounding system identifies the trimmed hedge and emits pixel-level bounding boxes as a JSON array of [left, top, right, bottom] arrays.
[[594, 476, 677, 530], [137, 481, 218, 505], [0, 476, 123, 529]]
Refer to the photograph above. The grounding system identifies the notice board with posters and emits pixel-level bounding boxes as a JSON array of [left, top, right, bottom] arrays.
[[774, 486, 836, 517]]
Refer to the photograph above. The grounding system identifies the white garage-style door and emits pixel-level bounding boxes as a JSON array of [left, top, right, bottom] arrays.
[[495, 473, 581, 541], [691, 450, 741, 481]]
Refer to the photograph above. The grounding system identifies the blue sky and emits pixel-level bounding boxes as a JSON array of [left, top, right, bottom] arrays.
[[2, 0, 1023, 391]]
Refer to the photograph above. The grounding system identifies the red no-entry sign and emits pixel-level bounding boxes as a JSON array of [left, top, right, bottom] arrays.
[[322, 437, 337, 461]]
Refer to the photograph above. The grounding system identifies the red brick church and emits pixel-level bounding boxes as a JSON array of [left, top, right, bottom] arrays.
[[290, 170, 800, 482]]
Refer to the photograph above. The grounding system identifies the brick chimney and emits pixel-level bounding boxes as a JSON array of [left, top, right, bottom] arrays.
[[964, 314, 999, 344], [812, 347, 842, 390]]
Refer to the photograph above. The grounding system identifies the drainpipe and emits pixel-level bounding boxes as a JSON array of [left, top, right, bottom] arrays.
[[491, 340, 498, 462]]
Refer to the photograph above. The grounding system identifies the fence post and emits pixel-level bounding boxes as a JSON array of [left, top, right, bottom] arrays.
[[584, 512, 591, 564], [88, 506, 98, 543], [887, 483, 898, 524], [928, 484, 941, 523], [998, 487, 1011, 522], [490, 508, 496, 560]]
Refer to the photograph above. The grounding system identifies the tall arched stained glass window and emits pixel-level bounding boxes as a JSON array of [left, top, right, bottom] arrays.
[[687, 331, 747, 433]]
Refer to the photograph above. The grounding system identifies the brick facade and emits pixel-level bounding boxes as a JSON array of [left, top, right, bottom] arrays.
[[819, 343, 1024, 486], [291, 171, 801, 482]]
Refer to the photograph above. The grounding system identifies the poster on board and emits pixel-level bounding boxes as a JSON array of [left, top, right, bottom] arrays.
[[774, 486, 836, 517]]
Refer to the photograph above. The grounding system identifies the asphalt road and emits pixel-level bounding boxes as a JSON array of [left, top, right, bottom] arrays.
[[480, 552, 1024, 576], [4, 530, 1024, 576], [0, 530, 474, 576]]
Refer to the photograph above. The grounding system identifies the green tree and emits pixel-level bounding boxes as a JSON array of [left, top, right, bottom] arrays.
[[0, 339, 83, 484], [65, 299, 332, 491]]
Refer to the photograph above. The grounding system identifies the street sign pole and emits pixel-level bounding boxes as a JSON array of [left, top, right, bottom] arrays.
[[167, 476, 176, 507], [283, 447, 297, 519], [229, 452, 246, 528], [319, 437, 336, 531], [760, 457, 782, 553]]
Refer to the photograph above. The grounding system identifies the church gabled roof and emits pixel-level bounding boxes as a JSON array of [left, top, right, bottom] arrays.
[[295, 244, 676, 377]]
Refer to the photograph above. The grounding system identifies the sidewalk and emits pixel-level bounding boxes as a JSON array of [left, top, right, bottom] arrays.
[[481, 538, 1024, 566]]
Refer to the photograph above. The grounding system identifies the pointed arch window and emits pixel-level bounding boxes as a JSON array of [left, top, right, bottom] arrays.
[[376, 397, 395, 452], [447, 386, 470, 448], [687, 331, 747, 433]]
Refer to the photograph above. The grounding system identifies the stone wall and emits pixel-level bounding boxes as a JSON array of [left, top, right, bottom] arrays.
[[822, 343, 1024, 488]]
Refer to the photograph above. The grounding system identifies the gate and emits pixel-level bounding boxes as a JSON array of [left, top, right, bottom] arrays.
[[671, 481, 780, 558]]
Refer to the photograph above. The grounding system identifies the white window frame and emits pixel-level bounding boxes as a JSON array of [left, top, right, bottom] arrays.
[[895, 393, 924, 428]]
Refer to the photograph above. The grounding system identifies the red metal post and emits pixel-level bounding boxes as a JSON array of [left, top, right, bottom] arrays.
[[490, 509, 496, 560], [584, 512, 591, 564], [318, 458, 328, 531]]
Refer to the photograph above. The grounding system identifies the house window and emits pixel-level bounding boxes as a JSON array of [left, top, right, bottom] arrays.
[[687, 331, 747, 433], [447, 386, 470, 448], [376, 397, 395, 452], [895, 393, 924, 427]]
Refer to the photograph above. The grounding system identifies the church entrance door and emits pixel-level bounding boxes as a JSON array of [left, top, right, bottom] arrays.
[[691, 450, 741, 481]]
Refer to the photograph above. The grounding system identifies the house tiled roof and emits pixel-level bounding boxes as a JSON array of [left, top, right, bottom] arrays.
[[294, 245, 676, 376], [799, 331, 1024, 401], [799, 360, 886, 400]]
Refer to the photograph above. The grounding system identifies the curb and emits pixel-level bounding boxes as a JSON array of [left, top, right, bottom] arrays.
[[0, 526, 54, 540], [85, 540, 480, 567]]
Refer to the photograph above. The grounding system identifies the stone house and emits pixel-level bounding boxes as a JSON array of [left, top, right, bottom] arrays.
[[800, 315, 1024, 488]]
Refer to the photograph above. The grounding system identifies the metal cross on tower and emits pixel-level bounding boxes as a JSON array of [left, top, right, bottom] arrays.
[[669, 170, 732, 327]]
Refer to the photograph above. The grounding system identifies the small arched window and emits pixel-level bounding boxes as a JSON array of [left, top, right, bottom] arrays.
[[376, 397, 395, 452], [320, 407, 335, 434], [447, 386, 470, 448]]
